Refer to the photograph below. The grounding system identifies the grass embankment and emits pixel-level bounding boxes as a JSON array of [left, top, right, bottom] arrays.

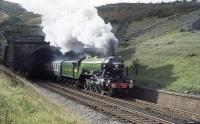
[[0, 69, 89, 124], [132, 31, 200, 94], [117, 10, 200, 94]]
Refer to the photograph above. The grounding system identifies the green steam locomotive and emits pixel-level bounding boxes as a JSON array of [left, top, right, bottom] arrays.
[[43, 56, 134, 96]]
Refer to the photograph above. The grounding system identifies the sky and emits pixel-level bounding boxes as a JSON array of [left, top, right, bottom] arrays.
[[90, 0, 185, 6]]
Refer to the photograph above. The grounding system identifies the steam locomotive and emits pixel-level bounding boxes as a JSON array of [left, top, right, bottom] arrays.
[[43, 56, 134, 96]]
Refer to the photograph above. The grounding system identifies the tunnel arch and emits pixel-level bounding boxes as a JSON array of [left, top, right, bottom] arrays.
[[24, 48, 54, 76]]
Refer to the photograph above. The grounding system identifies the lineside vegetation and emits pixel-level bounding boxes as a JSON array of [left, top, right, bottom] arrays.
[[0, 67, 89, 124]]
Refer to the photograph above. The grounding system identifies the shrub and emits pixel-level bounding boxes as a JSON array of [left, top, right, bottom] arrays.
[[118, 42, 130, 48], [187, 52, 198, 57], [167, 41, 175, 45], [180, 28, 186, 32]]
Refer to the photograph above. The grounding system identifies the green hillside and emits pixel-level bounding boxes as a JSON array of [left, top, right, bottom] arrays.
[[0, 0, 43, 36], [98, 2, 200, 94]]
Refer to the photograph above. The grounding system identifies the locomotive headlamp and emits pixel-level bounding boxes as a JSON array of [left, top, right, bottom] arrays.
[[106, 80, 111, 87], [111, 84, 117, 88], [129, 80, 134, 89]]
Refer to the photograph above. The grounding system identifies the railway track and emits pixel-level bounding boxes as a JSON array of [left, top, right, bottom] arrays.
[[81, 88, 200, 123], [127, 98, 200, 123], [39, 82, 174, 124], [38, 81, 200, 124]]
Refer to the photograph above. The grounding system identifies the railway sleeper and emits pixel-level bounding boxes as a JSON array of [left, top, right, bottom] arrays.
[[44, 83, 174, 124]]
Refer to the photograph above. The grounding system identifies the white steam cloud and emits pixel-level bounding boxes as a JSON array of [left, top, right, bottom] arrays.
[[6, 0, 118, 54]]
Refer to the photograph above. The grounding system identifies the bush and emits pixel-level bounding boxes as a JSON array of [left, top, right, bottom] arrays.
[[180, 28, 186, 32], [187, 52, 198, 57], [167, 41, 175, 45], [119, 42, 130, 48], [147, 8, 174, 18]]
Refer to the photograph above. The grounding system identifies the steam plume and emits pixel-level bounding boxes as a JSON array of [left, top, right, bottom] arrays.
[[6, 0, 118, 55]]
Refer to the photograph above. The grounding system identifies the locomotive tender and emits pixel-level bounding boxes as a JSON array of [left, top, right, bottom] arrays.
[[43, 56, 134, 96]]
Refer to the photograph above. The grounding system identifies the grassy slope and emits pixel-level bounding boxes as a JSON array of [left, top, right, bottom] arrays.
[[131, 31, 200, 93], [116, 9, 200, 94], [0, 68, 89, 124], [98, 2, 200, 94], [0, 0, 43, 36]]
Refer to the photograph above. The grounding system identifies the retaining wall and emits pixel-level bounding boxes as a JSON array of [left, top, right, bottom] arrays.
[[132, 86, 200, 114]]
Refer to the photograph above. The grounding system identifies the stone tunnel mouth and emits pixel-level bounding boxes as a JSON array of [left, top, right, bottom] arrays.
[[24, 48, 54, 77]]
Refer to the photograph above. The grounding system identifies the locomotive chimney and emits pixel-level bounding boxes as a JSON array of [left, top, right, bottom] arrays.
[[107, 39, 116, 56]]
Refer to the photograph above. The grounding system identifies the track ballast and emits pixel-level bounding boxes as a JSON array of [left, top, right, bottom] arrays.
[[38, 81, 200, 124]]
